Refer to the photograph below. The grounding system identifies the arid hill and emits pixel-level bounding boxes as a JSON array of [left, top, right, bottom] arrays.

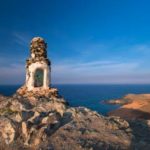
[[108, 94, 150, 120]]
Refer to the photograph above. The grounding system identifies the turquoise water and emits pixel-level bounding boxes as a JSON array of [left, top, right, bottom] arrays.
[[1, 84, 150, 115]]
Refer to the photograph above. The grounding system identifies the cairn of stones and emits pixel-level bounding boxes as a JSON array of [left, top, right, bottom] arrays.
[[26, 37, 50, 68]]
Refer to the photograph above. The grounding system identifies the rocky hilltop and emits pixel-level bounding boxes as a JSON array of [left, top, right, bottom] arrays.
[[0, 88, 150, 150]]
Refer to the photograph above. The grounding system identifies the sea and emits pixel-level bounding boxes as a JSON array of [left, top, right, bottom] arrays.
[[1, 84, 150, 115]]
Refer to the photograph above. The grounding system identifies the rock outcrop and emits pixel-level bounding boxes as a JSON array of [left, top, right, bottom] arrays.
[[0, 90, 150, 150]]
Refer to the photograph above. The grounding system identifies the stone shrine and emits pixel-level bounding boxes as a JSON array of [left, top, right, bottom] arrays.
[[26, 37, 51, 91]]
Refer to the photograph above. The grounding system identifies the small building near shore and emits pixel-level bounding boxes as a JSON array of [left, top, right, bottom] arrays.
[[25, 37, 51, 91]]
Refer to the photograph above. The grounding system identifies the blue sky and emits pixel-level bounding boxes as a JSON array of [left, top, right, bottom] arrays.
[[1, 0, 150, 84]]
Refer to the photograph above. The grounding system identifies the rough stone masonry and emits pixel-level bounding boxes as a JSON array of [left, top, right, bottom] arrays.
[[26, 37, 51, 91]]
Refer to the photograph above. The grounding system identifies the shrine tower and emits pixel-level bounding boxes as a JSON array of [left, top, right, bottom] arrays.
[[26, 37, 51, 91]]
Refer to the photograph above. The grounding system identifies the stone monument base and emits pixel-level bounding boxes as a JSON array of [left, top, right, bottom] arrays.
[[16, 85, 60, 105]]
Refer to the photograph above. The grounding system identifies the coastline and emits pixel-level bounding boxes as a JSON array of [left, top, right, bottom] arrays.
[[107, 94, 150, 120]]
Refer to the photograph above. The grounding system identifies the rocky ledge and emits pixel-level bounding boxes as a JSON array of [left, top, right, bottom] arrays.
[[0, 89, 150, 150]]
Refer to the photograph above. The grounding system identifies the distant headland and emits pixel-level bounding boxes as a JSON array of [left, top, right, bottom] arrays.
[[107, 94, 150, 120]]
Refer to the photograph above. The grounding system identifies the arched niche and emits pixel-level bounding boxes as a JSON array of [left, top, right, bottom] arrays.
[[34, 68, 44, 87]]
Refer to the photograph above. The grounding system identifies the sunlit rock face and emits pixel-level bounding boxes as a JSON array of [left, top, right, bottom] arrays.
[[26, 37, 51, 91]]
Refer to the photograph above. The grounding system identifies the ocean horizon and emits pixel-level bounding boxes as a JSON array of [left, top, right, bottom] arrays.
[[1, 84, 150, 115]]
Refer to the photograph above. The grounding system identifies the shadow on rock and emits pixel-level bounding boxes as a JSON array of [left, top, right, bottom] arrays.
[[109, 108, 150, 120], [129, 119, 150, 150], [109, 108, 150, 149]]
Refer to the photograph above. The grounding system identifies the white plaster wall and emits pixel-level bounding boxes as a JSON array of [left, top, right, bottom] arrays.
[[26, 61, 50, 91]]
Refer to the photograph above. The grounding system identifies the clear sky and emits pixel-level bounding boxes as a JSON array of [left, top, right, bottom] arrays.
[[0, 0, 150, 84]]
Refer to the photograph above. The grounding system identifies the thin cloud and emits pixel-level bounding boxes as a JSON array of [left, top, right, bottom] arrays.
[[0, 63, 25, 84], [51, 60, 143, 83], [0, 59, 149, 84], [129, 44, 150, 54], [53, 60, 139, 74], [12, 32, 31, 47]]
